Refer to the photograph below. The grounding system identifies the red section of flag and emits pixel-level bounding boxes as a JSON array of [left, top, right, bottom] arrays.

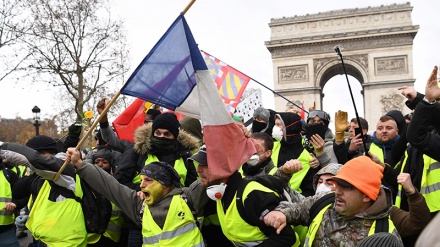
[[112, 98, 147, 142], [300, 103, 305, 120]]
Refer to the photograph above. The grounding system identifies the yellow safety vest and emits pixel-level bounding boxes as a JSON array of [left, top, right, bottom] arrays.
[[132, 154, 187, 186], [142, 194, 204, 247], [217, 181, 300, 247], [103, 203, 126, 242], [26, 175, 87, 247], [0, 170, 14, 225], [304, 204, 396, 247], [271, 142, 312, 193], [395, 152, 440, 212], [369, 143, 384, 163]]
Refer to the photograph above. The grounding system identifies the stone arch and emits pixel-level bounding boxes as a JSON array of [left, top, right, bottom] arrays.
[[266, 3, 417, 128]]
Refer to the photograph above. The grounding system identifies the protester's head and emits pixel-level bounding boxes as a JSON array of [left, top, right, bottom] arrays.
[[94, 130, 108, 146], [139, 161, 181, 205], [151, 112, 180, 139], [274, 112, 302, 143], [357, 232, 403, 247], [145, 109, 161, 124], [385, 110, 406, 136], [191, 145, 211, 187], [313, 163, 343, 193], [348, 117, 369, 139], [25, 135, 59, 156], [179, 116, 203, 141], [328, 156, 384, 216], [249, 132, 273, 166], [91, 146, 115, 174], [307, 110, 331, 127], [252, 107, 270, 132], [375, 115, 399, 143]]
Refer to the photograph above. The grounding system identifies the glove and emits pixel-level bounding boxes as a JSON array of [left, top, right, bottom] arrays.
[[15, 215, 29, 231], [68, 123, 82, 138], [334, 110, 349, 143]]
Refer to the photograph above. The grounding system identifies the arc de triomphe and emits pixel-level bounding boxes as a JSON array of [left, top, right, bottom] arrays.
[[266, 3, 418, 128]]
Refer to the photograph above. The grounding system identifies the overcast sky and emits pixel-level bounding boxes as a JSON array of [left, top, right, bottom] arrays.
[[1, 0, 438, 123]]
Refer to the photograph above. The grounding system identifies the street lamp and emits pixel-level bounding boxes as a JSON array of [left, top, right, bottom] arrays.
[[32, 105, 41, 136]]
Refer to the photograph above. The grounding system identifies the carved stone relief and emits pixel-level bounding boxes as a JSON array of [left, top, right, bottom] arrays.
[[270, 35, 414, 58], [286, 100, 303, 112], [279, 65, 308, 82], [375, 55, 407, 75], [379, 92, 405, 114], [313, 54, 368, 73]]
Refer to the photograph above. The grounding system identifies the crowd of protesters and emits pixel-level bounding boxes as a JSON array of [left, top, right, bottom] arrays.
[[1, 66, 440, 247]]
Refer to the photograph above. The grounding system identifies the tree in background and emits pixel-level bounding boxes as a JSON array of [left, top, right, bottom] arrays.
[[0, 0, 33, 81], [20, 0, 130, 124]]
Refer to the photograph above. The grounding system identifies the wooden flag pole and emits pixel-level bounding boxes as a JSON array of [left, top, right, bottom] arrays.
[[52, 0, 198, 182], [53, 91, 121, 181]]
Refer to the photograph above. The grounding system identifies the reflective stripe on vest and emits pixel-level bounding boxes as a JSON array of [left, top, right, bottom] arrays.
[[304, 204, 395, 247], [132, 154, 187, 186], [0, 170, 14, 225], [369, 143, 384, 163], [271, 143, 312, 193], [395, 152, 440, 212], [142, 195, 204, 247], [103, 203, 125, 242]]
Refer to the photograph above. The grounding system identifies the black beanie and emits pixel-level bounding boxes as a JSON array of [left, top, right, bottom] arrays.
[[140, 161, 181, 188], [357, 232, 403, 247], [152, 113, 180, 138], [146, 109, 161, 120], [26, 135, 59, 154]]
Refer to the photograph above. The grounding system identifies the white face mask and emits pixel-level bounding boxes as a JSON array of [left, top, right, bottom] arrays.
[[315, 183, 332, 194], [246, 154, 260, 166], [206, 183, 227, 201], [272, 126, 283, 141]]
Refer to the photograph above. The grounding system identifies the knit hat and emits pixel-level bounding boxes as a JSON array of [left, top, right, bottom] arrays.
[[253, 107, 270, 123], [25, 135, 59, 154], [151, 112, 180, 138], [180, 116, 203, 140], [189, 145, 207, 166], [328, 156, 384, 201], [91, 147, 115, 168], [140, 161, 181, 188], [146, 109, 161, 120], [357, 232, 403, 247]]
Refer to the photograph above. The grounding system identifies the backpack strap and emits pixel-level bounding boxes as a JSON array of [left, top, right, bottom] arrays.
[[308, 193, 335, 225], [374, 217, 389, 233], [3, 168, 12, 184]]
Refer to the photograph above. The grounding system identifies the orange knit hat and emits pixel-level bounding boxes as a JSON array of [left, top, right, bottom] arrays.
[[329, 156, 384, 201]]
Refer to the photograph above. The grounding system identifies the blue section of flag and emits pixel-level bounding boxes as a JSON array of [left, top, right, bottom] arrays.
[[121, 14, 207, 110]]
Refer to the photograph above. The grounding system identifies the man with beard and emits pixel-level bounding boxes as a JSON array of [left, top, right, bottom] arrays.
[[263, 156, 402, 247], [114, 112, 200, 246], [65, 149, 205, 247]]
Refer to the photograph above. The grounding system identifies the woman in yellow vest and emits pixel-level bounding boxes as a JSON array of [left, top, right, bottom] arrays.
[[66, 148, 204, 247]]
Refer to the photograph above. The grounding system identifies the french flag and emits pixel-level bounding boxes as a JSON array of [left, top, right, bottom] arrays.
[[121, 14, 255, 181]]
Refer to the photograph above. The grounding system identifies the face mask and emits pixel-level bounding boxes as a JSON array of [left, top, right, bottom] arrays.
[[251, 121, 268, 133], [246, 155, 260, 166], [315, 183, 332, 194], [206, 183, 227, 201], [272, 126, 283, 141]]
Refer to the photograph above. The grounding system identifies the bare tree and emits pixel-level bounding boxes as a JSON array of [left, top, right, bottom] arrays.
[[21, 0, 130, 122], [0, 0, 32, 81]]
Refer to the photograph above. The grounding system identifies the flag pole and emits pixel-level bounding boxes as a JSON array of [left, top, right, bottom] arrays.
[[53, 0, 198, 182], [201, 50, 308, 114]]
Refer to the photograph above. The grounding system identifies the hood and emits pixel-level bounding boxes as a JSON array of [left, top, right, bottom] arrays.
[[355, 186, 393, 220], [133, 124, 201, 155], [385, 110, 406, 136]]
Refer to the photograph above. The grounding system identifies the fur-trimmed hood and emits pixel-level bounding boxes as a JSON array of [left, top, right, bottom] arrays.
[[133, 124, 201, 155]]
